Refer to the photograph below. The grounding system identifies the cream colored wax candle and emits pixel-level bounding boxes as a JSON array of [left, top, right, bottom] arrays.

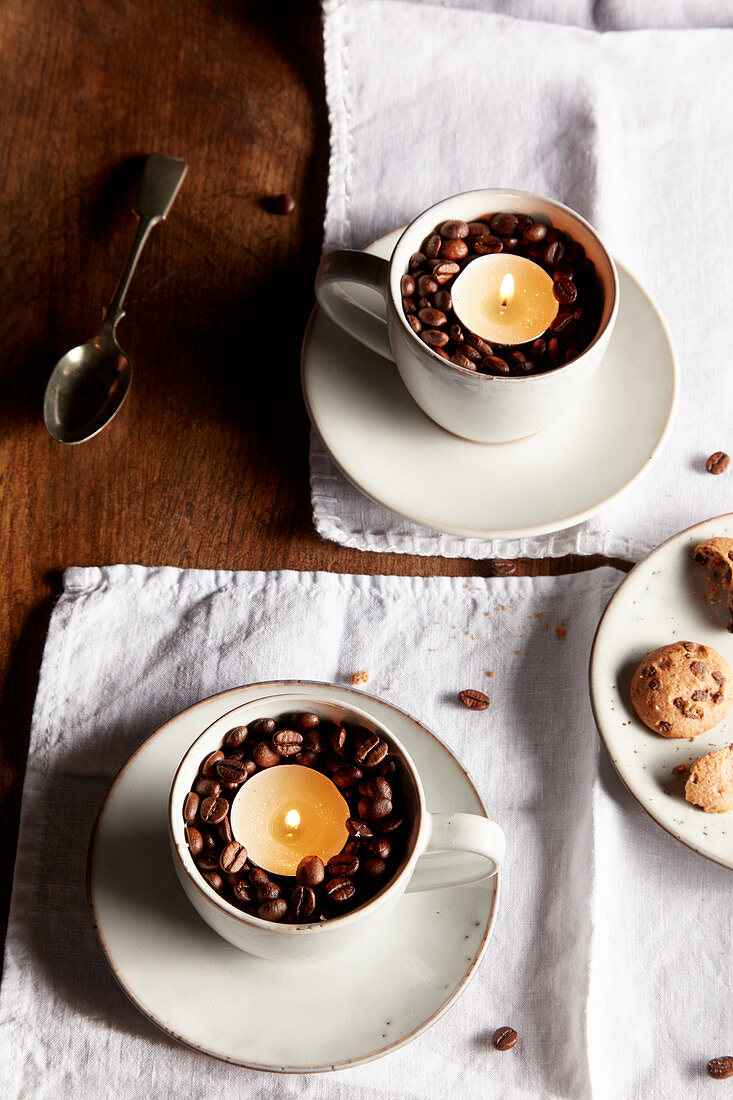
[[230, 765, 350, 876], [451, 253, 558, 345]]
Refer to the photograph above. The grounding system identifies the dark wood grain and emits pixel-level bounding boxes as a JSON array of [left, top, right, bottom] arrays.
[[0, 1, 630, 956]]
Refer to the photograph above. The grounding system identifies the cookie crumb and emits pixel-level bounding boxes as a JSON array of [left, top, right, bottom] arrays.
[[672, 764, 689, 776], [350, 670, 369, 686]]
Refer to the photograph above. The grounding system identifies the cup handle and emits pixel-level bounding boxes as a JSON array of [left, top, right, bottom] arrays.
[[406, 812, 506, 893], [315, 250, 392, 361]]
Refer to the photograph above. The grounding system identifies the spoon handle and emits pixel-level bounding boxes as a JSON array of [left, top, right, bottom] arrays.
[[103, 154, 188, 331]]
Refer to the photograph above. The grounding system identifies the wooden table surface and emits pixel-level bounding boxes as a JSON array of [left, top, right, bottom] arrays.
[[0, 1, 628, 956]]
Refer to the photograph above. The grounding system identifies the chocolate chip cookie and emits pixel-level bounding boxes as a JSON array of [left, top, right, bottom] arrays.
[[685, 744, 733, 813], [694, 537, 733, 632], [630, 641, 732, 737]]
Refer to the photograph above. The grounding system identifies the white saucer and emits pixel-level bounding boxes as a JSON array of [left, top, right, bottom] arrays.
[[590, 515, 733, 869], [88, 681, 499, 1071], [302, 229, 677, 540]]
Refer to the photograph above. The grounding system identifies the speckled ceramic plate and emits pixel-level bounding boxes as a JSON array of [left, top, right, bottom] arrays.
[[302, 228, 678, 539], [87, 681, 500, 1071], [590, 516, 733, 869]]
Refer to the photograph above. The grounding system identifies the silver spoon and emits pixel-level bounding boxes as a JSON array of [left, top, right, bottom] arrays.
[[43, 154, 188, 444]]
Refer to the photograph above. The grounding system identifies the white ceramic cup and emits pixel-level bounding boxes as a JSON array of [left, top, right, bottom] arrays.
[[169, 692, 505, 961], [315, 188, 619, 443]]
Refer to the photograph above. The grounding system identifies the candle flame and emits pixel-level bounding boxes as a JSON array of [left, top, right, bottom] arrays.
[[499, 273, 514, 311], [284, 809, 300, 829]]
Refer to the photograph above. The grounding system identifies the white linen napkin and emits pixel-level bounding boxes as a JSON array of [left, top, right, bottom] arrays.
[[1, 564, 731, 1097], [313, 0, 733, 560]]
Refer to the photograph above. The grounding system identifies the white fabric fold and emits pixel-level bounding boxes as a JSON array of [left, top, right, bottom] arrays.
[[314, 0, 733, 560], [1, 564, 731, 1096]]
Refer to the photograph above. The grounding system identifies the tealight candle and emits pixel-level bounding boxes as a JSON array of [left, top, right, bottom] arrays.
[[230, 765, 350, 876], [451, 253, 558, 346]]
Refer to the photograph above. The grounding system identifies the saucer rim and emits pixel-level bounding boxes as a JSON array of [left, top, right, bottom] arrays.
[[87, 679, 501, 1072], [302, 229, 679, 540], [589, 515, 733, 870]]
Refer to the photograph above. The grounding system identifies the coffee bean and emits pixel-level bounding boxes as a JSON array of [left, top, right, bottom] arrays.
[[447, 321, 462, 341], [440, 219, 469, 239], [196, 852, 221, 872], [225, 725, 248, 747], [295, 749, 319, 767], [257, 881, 282, 902], [420, 329, 449, 348], [199, 795, 229, 824], [707, 1057, 733, 1079], [459, 688, 490, 711], [344, 839, 361, 856], [451, 354, 477, 370], [432, 348, 450, 359], [333, 766, 364, 789], [355, 735, 389, 767], [418, 308, 447, 328], [434, 290, 452, 312], [216, 758, 250, 785], [483, 355, 511, 375], [402, 297, 416, 315], [202, 831, 218, 851], [232, 881, 254, 905], [288, 885, 316, 921], [249, 867, 270, 888], [359, 776, 392, 799], [299, 726, 321, 752], [401, 274, 415, 298], [272, 192, 295, 215], [185, 825, 203, 856], [467, 221, 490, 235], [491, 559, 517, 577], [193, 776, 221, 798], [544, 239, 565, 266], [272, 729, 303, 756], [201, 750, 224, 777], [472, 235, 503, 255], [325, 877, 356, 904], [456, 343, 481, 362], [326, 852, 360, 876], [550, 312, 576, 335], [490, 212, 518, 236], [217, 817, 233, 845], [363, 858, 387, 879], [417, 274, 438, 297], [531, 338, 547, 358], [432, 261, 460, 285], [298, 712, 321, 730], [548, 337, 560, 365], [347, 817, 374, 838], [407, 315, 422, 334], [440, 238, 468, 261], [250, 717, 276, 736], [706, 452, 730, 475], [296, 854, 325, 886], [424, 234, 442, 259], [368, 837, 391, 860], [378, 757, 400, 780], [252, 741, 280, 768], [378, 814, 403, 834], [183, 792, 200, 823], [553, 275, 577, 304], [465, 332, 493, 357], [219, 841, 247, 874], [358, 795, 393, 821], [492, 1026, 518, 1051], [331, 724, 347, 753], [326, 754, 344, 772], [409, 251, 426, 271], [203, 871, 224, 893], [258, 899, 287, 922], [523, 222, 548, 242]]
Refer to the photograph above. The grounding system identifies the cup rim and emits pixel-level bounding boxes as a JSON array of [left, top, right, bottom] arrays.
[[169, 692, 427, 938], [388, 186, 619, 382]]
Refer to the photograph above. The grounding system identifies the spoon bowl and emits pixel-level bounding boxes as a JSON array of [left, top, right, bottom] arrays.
[[43, 328, 131, 444]]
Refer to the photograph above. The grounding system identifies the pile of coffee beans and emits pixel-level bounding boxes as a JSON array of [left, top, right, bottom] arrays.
[[401, 212, 603, 376], [183, 712, 406, 923]]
